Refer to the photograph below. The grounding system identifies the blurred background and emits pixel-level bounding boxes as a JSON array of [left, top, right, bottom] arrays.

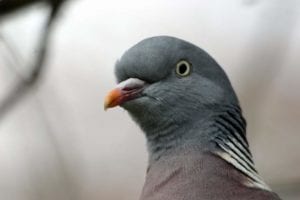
[[0, 0, 299, 199]]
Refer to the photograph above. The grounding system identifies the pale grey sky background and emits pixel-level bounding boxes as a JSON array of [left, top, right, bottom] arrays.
[[0, 0, 300, 200]]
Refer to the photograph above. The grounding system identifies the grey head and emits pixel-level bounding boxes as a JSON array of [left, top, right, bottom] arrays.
[[114, 36, 239, 141]]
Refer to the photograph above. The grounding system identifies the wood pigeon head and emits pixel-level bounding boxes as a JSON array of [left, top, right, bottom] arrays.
[[104, 36, 239, 135]]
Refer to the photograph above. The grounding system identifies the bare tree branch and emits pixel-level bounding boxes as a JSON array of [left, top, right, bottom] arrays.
[[0, 1, 66, 122], [0, 0, 43, 17], [0, 33, 25, 79], [0, 0, 67, 17]]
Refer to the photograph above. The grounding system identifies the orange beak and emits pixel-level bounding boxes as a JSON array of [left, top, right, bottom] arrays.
[[104, 88, 123, 110], [104, 78, 146, 110]]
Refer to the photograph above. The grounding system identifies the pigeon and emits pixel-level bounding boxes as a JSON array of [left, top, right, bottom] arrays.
[[104, 36, 281, 200]]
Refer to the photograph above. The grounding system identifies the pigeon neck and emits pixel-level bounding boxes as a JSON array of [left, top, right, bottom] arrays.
[[145, 109, 219, 162], [212, 104, 248, 151], [208, 105, 271, 191], [146, 104, 270, 191]]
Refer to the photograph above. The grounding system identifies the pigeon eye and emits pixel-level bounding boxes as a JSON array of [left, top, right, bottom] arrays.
[[175, 60, 191, 77]]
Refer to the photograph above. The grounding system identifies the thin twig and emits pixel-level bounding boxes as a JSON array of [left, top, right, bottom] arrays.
[[0, 33, 26, 80], [0, 0, 45, 17], [0, 2, 64, 122]]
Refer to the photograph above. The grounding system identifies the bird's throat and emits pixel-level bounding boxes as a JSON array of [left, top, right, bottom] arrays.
[[146, 118, 214, 162]]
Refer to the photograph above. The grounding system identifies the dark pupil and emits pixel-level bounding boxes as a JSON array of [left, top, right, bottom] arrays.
[[179, 64, 187, 74]]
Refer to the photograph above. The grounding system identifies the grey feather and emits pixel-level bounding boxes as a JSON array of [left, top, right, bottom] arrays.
[[114, 36, 281, 200]]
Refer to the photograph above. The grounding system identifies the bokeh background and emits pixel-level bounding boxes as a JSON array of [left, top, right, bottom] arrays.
[[0, 0, 299, 199]]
